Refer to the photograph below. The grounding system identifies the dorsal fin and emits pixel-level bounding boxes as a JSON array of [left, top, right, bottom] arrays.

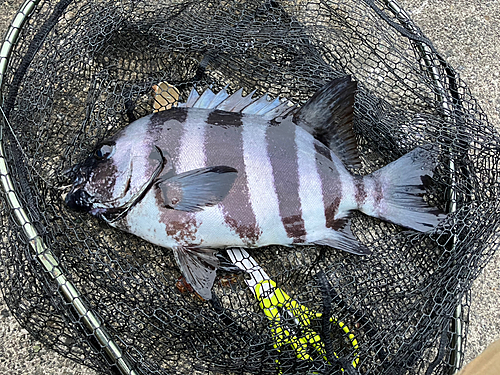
[[184, 86, 200, 107], [178, 86, 295, 120], [175, 79, 360, 169], [293, 76, 362, 169], [193, 87, 216, 108]]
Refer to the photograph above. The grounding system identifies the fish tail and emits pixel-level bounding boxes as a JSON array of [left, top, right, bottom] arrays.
[[358, 147, 445, 232]]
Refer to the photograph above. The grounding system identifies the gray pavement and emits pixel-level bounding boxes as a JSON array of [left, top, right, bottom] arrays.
[[0, 0, 499, 374]]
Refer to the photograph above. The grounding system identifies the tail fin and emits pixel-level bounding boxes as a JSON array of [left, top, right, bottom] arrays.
[[360, 147, 445, 232]]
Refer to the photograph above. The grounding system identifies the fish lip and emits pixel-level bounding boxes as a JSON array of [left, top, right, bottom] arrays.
[[65, 187, 93, 212], [100, 146, 165, 223]]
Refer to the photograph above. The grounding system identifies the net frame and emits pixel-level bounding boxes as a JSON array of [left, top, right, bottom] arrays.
[[0, 0, 497, 374]]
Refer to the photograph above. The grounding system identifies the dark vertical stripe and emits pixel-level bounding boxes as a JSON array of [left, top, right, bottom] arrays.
[[354, 176, 367, 206], [314, 142, 333, 161], [149, 108, 188, 167], [207, 110, 243, 127], [266, 118, 306, 243], [373, 177, 383, 207], [316, 143, 344, 230], [153, 186, 199, 244], [204, 112, 261, 245], [150, 107, 188, 127], [148, 108, 200, 241]]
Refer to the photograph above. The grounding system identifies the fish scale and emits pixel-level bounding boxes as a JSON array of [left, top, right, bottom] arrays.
[[241, 114, 290, 246], [203, 113, 259, 245], [66, 76, 445, 299], [176, 109, 209, 172], [265, 117, 306, 243]]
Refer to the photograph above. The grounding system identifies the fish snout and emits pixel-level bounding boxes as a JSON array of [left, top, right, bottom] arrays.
[[65, 188, 92, 212]]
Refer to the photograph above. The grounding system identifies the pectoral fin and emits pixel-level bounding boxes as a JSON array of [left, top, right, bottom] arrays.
[[173, 247, 220, 300], [157, 166, 237, 211]]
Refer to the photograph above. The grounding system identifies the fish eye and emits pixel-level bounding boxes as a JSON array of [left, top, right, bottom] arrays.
[[94, 143, 115, 160]]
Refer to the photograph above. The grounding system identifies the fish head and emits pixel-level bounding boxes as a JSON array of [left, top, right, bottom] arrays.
[[65, 117, 167, 221]]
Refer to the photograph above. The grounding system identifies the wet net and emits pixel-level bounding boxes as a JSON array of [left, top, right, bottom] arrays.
[[1, 0, 499, 374]]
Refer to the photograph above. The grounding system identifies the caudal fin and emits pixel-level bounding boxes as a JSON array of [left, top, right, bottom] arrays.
[[360, 147, 445, 232]]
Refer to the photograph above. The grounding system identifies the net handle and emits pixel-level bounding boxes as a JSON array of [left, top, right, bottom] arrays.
[[0, 1, 141, 375]]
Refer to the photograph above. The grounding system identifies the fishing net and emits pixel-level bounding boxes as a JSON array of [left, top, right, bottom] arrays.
[[1, 0, 499, 374]]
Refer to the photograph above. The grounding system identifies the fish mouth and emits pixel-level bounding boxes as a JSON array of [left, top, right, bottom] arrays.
[[65, 188, 93, 212]]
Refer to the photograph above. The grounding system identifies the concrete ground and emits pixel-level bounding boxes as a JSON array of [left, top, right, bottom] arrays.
[[0, 0, 499, 374]]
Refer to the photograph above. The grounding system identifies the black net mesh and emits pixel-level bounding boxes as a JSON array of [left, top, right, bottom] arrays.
[[0, 0, 499, 374]]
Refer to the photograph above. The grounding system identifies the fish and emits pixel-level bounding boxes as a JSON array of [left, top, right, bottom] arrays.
[[65, 76, 444, 299]]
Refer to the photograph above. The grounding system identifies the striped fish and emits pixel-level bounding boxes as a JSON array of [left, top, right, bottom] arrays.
[[65, 76, 444, 299]]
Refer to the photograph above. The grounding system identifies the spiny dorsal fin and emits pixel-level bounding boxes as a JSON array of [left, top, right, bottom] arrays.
[[293, 76, 362, 169], [178, 86, 295, 120], [185, 86, 200, 107]]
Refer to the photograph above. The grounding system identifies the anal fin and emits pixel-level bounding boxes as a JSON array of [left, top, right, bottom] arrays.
[[313, 221, 370, 256]]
